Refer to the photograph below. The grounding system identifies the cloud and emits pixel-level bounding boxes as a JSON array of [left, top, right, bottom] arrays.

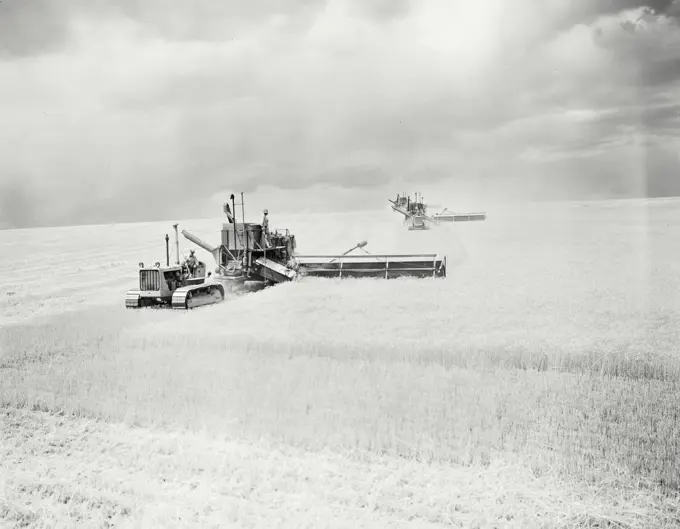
[[0, 0, 680, 228], [0, 0, 75, 58]]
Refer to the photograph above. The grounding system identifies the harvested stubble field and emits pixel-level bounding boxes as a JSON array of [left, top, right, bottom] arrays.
[[1, 198, 680, 528]]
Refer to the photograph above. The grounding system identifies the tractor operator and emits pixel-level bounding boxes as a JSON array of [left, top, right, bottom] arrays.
[[184, 249, 198, 275]]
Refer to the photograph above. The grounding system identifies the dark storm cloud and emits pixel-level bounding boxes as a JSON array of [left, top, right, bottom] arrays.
[[544, 0, 678, 35], [590, 7, 680, 88], [642, 142, 680, 197], [588, 0, 676, 19], [2, 0, 680, 229], [637, 55, 680, 86], [643, 0, 680, 17], [0, 0, 74, 57], [514, 142, 680, 201], [599, 102, 680, 135]]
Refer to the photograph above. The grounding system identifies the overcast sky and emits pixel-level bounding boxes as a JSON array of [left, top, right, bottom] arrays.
[[1, 0, 680, 228]]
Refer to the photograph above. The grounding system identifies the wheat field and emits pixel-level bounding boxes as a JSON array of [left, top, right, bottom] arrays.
[[1, 198, 680, 528]]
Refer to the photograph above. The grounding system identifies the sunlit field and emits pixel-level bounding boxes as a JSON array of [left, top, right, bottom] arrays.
[[2, 198, 680, 528]]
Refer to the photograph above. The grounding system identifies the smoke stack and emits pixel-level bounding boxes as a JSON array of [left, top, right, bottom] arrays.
[[173, 224, 180, 264]]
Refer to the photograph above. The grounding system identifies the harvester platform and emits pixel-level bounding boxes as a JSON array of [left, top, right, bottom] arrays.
[[252, 257, 297, 283], [293, 254, 446, 279], [432, 209, 486, 222]]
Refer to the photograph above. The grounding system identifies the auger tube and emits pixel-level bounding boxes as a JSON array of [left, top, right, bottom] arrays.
[[181, 229, 217, 254], [181, 229, 222, 267]]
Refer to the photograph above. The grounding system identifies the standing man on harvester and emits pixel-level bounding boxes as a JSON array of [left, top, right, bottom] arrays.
[[261, 209, 271, 249]]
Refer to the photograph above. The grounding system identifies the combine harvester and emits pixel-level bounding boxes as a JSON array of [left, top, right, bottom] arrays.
[[389, 192, 486, 230], [125, 192, 447, 310]]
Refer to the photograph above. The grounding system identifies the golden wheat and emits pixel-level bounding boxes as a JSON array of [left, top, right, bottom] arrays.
[[2, 200, 680, 527]]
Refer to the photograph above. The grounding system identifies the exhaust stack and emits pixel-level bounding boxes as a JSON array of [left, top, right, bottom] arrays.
[[172, 224, 180, 264]]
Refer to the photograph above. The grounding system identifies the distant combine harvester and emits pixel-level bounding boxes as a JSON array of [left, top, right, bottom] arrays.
[[388, 192, 487, 230]]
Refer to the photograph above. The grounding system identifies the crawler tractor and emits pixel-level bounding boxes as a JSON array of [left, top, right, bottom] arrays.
[[125, 225, 225, 310]]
